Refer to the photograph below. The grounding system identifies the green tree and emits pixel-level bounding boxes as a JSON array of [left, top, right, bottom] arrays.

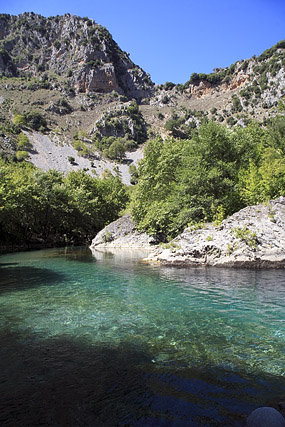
[[16, 151, 29, 161], [131, 122, 246, 240], [13, 115, 26, 127], [17, 132, 32, 150], [239, 148, 285, 205], [0, 161, 128, 245], [107, 139, 126, 160]]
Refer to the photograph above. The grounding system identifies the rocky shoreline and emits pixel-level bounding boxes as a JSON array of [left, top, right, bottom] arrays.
[[90, 213, 156, 250], [91, 197, 285, 268]]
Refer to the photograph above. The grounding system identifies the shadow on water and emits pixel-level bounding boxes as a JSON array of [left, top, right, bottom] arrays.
[[0, 265, 66, 294], [0, 263, 19, 267], [0, 329, 284, 427]]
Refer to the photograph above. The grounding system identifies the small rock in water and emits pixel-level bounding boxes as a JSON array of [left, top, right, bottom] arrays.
[[247, 407, 285, 427]]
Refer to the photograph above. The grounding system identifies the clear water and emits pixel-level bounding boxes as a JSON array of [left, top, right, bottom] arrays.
[[0, 247, 284, 426]]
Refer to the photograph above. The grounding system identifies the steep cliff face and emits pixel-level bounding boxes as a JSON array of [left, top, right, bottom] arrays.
[[0, 13, 154, 100]]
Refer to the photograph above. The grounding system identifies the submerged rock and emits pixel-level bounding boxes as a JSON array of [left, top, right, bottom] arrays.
[[90, 214, 156, 249], [246, 407, 285, 427], [145, 197, 285, 268]]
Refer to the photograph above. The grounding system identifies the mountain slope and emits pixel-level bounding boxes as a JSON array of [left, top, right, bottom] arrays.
[[0, 12, 154, 100], [0, 13, 284, 183]]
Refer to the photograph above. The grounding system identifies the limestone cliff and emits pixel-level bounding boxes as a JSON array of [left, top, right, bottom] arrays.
[[147, 197, 285, 268], [91, 198, 285, 268], [0, 13, 154, 100]]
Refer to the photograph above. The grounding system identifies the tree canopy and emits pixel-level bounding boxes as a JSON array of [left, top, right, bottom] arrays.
[[0, 163, 128, 245], [131, 118, 285, 241]]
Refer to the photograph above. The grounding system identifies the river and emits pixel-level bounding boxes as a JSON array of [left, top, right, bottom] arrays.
[[0, 247, 284, 426]]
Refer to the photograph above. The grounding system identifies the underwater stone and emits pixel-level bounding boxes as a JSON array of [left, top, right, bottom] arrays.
[[246, 407, 285, 427]]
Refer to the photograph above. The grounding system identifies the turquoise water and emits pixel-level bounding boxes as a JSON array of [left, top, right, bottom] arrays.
[[0, 247, 284, 426]]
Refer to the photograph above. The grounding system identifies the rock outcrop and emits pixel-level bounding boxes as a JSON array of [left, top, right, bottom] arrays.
[[246, 407, 285, 427], [146, 197, 285, 268], [90, 214, 156, 249], [91, 101, 147, 143], [0, 13, 154, 100], [91, 198, 285, 268]]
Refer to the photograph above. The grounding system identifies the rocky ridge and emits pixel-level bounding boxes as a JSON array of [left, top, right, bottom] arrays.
[[91, 198, 285, 268], [0, 12, 153, 100]]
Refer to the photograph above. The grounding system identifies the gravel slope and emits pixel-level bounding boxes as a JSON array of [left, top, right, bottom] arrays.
[[26, 132, 143, 185]]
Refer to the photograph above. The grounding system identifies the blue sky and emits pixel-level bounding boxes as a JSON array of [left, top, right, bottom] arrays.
[[1, 0, 284, 84]]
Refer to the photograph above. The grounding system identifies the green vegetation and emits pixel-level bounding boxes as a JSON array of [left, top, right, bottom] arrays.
[[131, 117, 285, 241], [17, 132, 31, 150], [164, 109, 205, 139], [15, 150, 29, 161], [184, 65, 237, 88], [93, 101, 147, 160], [0, 162, 128, 245], [231, 226, 257, 248], [68, 156, 75, 164], [13, 111, 47, 131]]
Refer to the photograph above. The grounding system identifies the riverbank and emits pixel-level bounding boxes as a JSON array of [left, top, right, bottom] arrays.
[[90, 213, 157, 250], [91, 197, 285, 268], [0, 240, 90, 255]]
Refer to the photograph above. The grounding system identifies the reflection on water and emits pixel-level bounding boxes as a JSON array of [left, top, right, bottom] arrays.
[[0, 247, 284, 426]]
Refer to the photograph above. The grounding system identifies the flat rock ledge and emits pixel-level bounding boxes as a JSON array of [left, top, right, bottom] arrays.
[[145, 197, 285, 268], [90, 214, 156, 250]]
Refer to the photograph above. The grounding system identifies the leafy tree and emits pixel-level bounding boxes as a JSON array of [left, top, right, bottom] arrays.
[[17, 132, 32, 150], [0, 161, 128, 245], [107, 140, 126, 160], [239, 148, 285, 205], [68, 156, 75, 164], [131, 137, 184, 239], [129, 164, 138, 185], [132, 122, 246, 239], [16, 150, 29, 161], [24, 111, 47, 131], [267, 115, 285, 155], [13, 115, 26, 127]]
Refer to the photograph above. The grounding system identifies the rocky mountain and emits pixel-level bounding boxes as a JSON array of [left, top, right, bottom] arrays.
[[0, 12, 153, 99], [0, 12, 284, 182], [151, 40, 285, 133]]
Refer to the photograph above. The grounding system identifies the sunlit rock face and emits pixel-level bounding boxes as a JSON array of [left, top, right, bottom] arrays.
[[146, 197, 285, 268], [90, 214, 156, 250], [90, 198, 285, 268], [0, 13, 154, 100]]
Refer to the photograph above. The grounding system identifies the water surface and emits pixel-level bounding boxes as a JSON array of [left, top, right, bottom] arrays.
[[0, 247, 284, 426]]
